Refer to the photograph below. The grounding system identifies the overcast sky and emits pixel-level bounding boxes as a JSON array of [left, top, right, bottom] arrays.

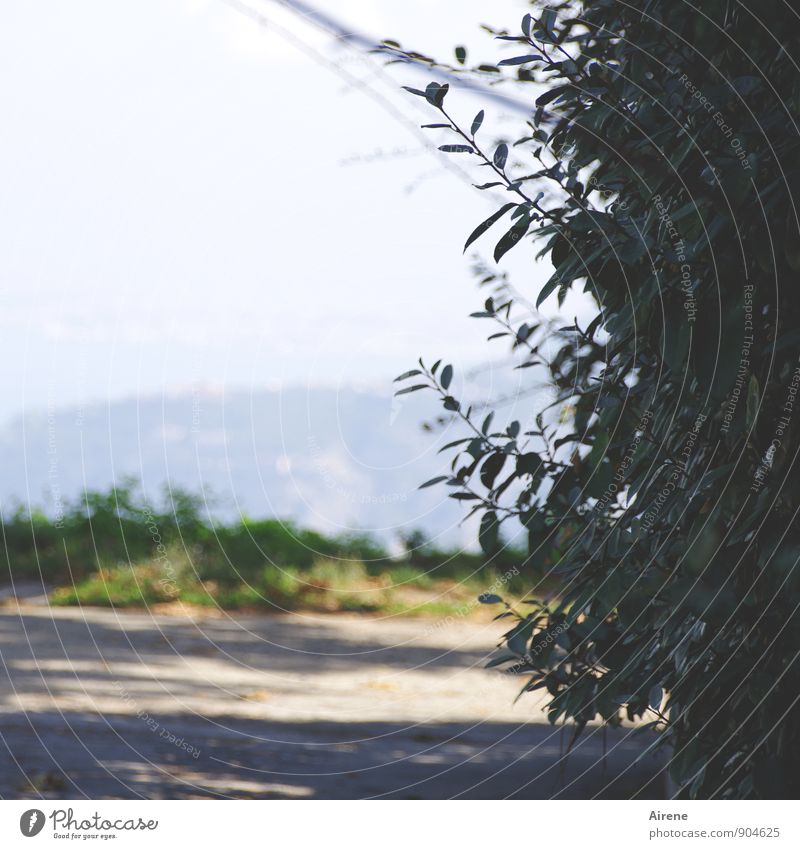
[[0, 0, 572, 424]]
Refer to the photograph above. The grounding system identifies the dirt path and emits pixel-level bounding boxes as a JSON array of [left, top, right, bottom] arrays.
[[0, 603, 666, 799]]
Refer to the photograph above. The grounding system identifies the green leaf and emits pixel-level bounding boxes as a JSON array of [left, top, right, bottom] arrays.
[[536, 85, 571, 107], [536, 273, 562, 307], [505, 616, 534, 655], [439, 144, 473, 154], [479, 510, 500, 554], [471, 110, 484, 136], [393, 369, 422, 382], [648, 685, 663, 711], [419, 476, 448, 489], [395, 383, 428, 396], [521, 13, 533, 36], [440, 364, 454, 390], [425, 81, 449, 107], [480, 453, 506, 489], [463, 203, 516, 253], [516, 452, 541, 476], [478, 593, 503, 605], [455, 45, 467, 65], [498, 55, 542, 66], [438, 437, 472, 453], [494, 214, 531, 262], [493, 143, 509, 169]]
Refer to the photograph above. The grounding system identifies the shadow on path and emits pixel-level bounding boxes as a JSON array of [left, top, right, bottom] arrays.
[[0, 606, 667, 799], [0, 711, 666, 800]]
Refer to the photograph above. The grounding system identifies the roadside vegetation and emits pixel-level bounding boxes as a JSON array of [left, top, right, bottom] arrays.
[[1, 483, 531, 616], [387, 0, 800, 798]]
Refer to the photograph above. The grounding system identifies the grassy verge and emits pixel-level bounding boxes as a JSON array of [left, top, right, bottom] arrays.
[[48, 553, 525, 617], [1, 483, 540, 616]]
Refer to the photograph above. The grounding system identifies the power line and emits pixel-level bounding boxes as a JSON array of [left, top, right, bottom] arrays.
[[263, 0, 534, 116], [216, 0, 542, 402], [217, 0, 499, 193]]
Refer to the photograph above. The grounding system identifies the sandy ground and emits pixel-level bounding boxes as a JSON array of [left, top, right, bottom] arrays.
[[0, 600, 666, 799]]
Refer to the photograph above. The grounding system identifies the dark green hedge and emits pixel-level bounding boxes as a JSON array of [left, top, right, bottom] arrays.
[[394, 1, 800, 798]]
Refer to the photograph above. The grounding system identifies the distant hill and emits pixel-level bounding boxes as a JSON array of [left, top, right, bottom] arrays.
[[0, 384, 493, 548]]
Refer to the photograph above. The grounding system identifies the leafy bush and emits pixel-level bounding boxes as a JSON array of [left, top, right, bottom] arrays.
[[392, 1, 800, 798], [49, 552, 523, 617], [1, 483, 389, 584], [4, 483, 531, 614]]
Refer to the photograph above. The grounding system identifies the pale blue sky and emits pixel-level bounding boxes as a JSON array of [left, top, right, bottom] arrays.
[[0, 0, 583, 424]]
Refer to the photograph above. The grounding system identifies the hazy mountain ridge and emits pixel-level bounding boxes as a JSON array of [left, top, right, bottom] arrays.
[[0, 385, 475, 546]]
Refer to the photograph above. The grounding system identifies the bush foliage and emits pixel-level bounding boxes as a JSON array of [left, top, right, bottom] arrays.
[[2, 482, 381, 583], [393, 1, 800, 798], [3, 482, 528, 613]]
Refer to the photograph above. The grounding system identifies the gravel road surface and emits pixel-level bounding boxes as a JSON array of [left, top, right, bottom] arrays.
[[0, 602, 666, 799]]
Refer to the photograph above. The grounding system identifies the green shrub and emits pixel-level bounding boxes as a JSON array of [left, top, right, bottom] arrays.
[[392, 1, 800, 798], [8, 483, 533, 616], [1, 484, 392, 584]]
